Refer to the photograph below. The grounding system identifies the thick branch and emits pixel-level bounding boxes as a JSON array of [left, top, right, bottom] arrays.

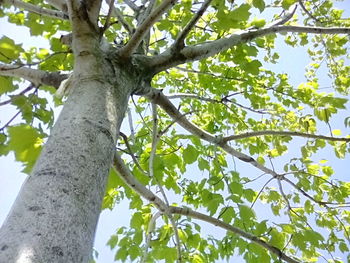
[[223, 130, 350, 143], [118, 0, 178, 58], [113, 153, 300, 263], [145, 25, 350, 73], [0, 63, 67, 88], [66, 0, 101, 37], [3, 0, 68, 19]]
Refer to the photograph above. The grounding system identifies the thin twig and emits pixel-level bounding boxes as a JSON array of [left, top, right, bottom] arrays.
[[119, 131, 147, 175], [0, 85, 35, 106], [0, 111, 21, 132], [250, 177, 274, 208]]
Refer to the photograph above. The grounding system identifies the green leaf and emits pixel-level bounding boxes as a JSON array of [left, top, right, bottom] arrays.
[[250, 18, 266, 28], [183, 144, 199, 164], [0, 76, 16, 94], [239, 205, 255, 221], [231, 4, 251, 21], [252, 0, 265, 12], [282, 0, 297, 9], [269, 229, 285, 249], [7, 124, 44, 173], [0, 36, 24, 62], [243, 59, 262, 75], [130, 212, 143, 229], [332, 129, 341, 136]]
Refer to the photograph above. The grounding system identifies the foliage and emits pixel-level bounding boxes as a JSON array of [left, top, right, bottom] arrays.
[[1, 0, 350, 262]]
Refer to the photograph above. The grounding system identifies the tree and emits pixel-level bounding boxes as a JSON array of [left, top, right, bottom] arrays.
[[0, 0, 349, 262]]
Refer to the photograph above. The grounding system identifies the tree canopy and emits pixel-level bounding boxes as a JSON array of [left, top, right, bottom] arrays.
[[1, 0, 350, 262]]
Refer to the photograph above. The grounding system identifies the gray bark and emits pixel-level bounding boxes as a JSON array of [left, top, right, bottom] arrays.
[[0, 49, 134, 262]]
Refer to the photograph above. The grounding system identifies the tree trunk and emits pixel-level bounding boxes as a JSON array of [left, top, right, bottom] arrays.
[[0, 51, 133, 262]]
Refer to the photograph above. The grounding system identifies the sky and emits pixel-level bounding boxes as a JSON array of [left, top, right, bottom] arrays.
[[1, 1, 350, 262]]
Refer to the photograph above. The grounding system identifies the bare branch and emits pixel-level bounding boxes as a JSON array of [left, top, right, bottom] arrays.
[[145, 25, 350, 73], [0, 110, 21, 131], [137, 0, 156, 25], [0, 63, 67, 88], [172, 0, 213, 50], [66, 0, 102, 36], [105, 0, 134, 34], [45, 0, 68, 12], [112, 153, 300, 263], [118, 0, 178, 58], [124, 0, 139, 12], [127, 107, 135, 143], [102, 0, 115, 32], [3, 0, 68, 19], [223, 130, 350, 143]]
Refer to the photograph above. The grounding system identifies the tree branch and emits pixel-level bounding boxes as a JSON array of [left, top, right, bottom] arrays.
[[0, 84, 35, 106], [0, 63, 67, 88], [102, 0, 115, 32], [145, 88, 280, 178], [145, 25, 350, 73], [123, 0, 139, 12], [223, 130, 350, 143], [172, 0, 213, 50], [119, 131, 147, 174], [118, 0, 178, 58], [267, 4, 297, 27], [141, 211, 162, 263], [3, 0, 68, 19], [105, 0, 134, 34], [66, 0, 102, 36], [45, 0, 68, 12], [112, 153, 300, 263], [298, 0, 323, 24], [149, 103, 182, 261]]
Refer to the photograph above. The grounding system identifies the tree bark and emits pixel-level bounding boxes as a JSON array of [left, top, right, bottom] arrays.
[[0, 50, 133, 262]]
